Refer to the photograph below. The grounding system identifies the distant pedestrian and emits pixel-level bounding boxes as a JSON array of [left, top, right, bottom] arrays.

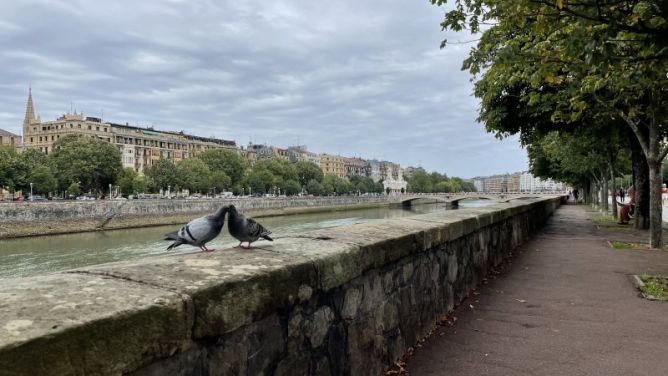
[[573, 189, 579, 203], [619, 188, 625, 203]]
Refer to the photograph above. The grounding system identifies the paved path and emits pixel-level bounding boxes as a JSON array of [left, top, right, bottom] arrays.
[[407, 204, 668, 376]]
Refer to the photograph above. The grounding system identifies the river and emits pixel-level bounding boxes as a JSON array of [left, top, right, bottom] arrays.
[[0, 201, 491, 279]]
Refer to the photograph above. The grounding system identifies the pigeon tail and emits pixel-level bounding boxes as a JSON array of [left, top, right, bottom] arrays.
[[262, 234, 273, 241], [167, 239, 184, 250]]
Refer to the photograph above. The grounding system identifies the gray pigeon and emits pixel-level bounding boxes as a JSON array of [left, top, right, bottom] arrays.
[[165, 205, 228, 252], [227, 204, 273, 249]]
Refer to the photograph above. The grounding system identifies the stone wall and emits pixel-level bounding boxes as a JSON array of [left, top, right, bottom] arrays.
[[0, 196, 389, 238], [0, 197, 563, 375]]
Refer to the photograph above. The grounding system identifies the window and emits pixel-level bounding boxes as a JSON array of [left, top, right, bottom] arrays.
[[78, 124, 81, 129], [42, 127, 46, 131], [88, 125, 91, 130], [96, 127, 99, 131], [104, 128, 107, 132], [70, 124, 73, 128], [51, 136, 54, 141], [39, 136, 42, 142], [30, 137, 33, 142]]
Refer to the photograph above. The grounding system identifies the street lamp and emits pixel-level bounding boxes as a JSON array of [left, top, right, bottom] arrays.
[[109, 183, 112, 199], [167, 185, 171, 199], [30, 182, 33, 201]]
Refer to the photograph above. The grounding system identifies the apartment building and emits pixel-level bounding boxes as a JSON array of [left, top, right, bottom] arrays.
[[21, 89, 236, 172]]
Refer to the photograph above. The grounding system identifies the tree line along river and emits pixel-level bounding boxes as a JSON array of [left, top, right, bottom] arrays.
[[0, 201, 491, 279]]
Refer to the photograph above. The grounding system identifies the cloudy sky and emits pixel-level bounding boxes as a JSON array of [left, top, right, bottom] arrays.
[[0, 0, 527, 178]]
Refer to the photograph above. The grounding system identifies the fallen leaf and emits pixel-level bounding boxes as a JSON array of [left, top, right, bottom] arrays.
[[515, 299, 527, 303]]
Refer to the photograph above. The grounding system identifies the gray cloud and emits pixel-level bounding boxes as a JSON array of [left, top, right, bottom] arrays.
[[0, 0, 527, 177]]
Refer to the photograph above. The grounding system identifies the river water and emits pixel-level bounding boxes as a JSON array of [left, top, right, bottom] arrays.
[[0, 201, 492, 279]]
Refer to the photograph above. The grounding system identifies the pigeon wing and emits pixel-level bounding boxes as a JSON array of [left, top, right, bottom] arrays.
[[246, 217, 272, 239], [178, 217, 216, 245]]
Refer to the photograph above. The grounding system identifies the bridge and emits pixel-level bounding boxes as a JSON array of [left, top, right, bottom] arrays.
[[391, 192, 565, 208]]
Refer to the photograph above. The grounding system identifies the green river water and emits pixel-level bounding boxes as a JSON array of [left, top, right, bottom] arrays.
[[0, 201, 490, 279]]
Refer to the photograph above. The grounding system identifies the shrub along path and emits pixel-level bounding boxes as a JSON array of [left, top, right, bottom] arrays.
[[406, 203, 668, 375]]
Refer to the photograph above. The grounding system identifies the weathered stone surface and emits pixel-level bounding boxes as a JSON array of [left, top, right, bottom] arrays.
[[0, 196, 564, 376], [0, 197, 391, 239], [0, 273, 192, 376]]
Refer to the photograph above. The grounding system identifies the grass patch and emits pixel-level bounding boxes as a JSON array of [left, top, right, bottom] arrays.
[[610, 241, 668, 251], [611, 241, 637, 249], [639, 275, 668, 300]]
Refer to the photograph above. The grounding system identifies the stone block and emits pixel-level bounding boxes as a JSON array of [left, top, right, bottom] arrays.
[[0, 273, 192, 376]]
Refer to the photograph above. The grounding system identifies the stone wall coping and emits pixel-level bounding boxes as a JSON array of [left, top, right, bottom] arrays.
[[0, 196, 562, 375]]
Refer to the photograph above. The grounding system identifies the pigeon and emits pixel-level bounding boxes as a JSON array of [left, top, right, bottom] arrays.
[[227, 204, 273, 249], [165, 205, 229, 252]]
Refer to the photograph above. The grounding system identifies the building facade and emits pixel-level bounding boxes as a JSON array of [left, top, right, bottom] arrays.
[[343, 157, 367, 178], [21, 89, 236, 172], [320, 154, 347, 179], [0, 129, 21, 150], [287, 145, 321, 166]]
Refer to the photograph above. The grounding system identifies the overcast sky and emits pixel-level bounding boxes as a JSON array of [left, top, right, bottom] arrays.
[[0, 0, 527, 178]]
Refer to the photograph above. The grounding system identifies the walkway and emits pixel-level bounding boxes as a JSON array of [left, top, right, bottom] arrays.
[[407, 203, 668, 375]]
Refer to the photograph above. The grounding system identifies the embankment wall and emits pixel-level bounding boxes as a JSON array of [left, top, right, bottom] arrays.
[[0, 197, 563, 375], [0, 196, 389, 238]]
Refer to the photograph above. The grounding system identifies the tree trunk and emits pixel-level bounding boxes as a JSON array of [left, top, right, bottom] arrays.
[[630, 136, 650, 230], [648, 159, 662, 248], [647, 116, 663, 249], [602, 172, 609, 213], [610, 164, 617, 219]]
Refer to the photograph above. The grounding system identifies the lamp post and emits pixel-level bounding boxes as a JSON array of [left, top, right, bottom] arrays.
[[109, 183, 112, 199], [167, 185, 171, 199], [30, 182, 33, 201]]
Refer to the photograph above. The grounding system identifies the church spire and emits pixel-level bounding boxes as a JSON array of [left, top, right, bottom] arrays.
[[22, 86, 36, 137]]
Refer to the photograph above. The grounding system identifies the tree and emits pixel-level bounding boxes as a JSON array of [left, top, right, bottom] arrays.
[[117, 168, 149, 197], [210, 171, 231, 193], [197, 149, 246, 184], [0, 146, 19, 192], [407, 170, 433, 193], [253, 158, 299, 182], [145, 159, 179, 193], [432, 0, 668, 247], [14, 149, 49, 193], [67, 181, 80, 197], [176, 158, 212, 193], [29, 166, 57, 195], [282, 180, 301, 196], [306, 179, 324, 196], [248, 169, 275, 194], [295, 161, 324, 187], [50, 135, 122, 194]]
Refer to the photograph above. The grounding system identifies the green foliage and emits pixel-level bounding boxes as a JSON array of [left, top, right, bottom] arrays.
[[407, 170, 433, 193], [144, 159, 179, 192], [197, 149, 246, 184], [66, 181, 80, 196], [639, 276, 668, 299], [117, 168, 149, 196], [322, 174, 353, 195], [253, 158, 298, 183], [0, 146, 19, 191], [210, 171, 231, 193], [349, 175, 378, 193], [281, 179, 301, 196], [248, 169, 275, 194], [295, 161, 324, 186], [30, 166, 57, 195], [306, 179, 324, 196], [176, 158, 212, 193], [50, 135, 122, 193]]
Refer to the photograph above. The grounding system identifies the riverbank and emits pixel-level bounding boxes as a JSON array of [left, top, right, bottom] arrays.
[[0, 196, 393, 239]]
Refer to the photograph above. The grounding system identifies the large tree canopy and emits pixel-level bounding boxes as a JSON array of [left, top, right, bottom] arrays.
[[50, 135, 122, 193], [432, 0, 668, 247]]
